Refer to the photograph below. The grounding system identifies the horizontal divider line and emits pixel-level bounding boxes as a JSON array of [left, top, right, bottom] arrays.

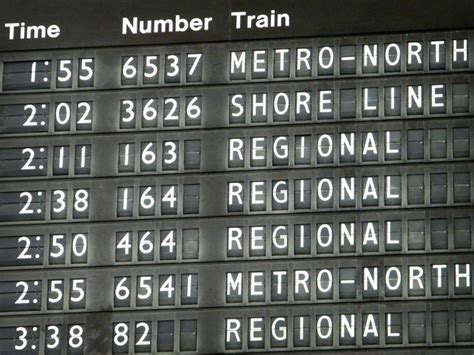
[[0, 251, 473, 273], [1, 297, 473, 318], [0, 113, 472, 140], [0, 70, 472, 96], [0, 159, 472, 183], [0, 205, 472, 228]]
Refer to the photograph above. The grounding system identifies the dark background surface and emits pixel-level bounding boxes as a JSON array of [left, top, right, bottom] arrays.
[[0, 0, 473, 353]]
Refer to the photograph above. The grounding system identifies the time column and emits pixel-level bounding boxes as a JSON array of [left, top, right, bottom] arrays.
[[0, 43, 207, 354], [0, 53, 97, 354]]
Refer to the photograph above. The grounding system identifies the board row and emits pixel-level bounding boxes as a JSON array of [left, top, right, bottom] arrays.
[[0, 303, 471, 353], [1, 30, 473, 92], [0, 123, 472, 179], [0, 167, 471, 223], [0, 257, 471, 314], [0, 209, 471, 268], [0, 77, 471, 136]]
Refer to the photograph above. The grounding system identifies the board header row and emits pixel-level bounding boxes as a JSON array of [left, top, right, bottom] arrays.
[[1, 0, 474, 51]]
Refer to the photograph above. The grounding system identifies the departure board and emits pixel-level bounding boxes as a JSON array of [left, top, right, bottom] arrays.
[[0, 0, 473, 353]]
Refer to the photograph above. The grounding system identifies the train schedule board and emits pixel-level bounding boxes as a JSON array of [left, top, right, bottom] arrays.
[[0, 0, 473, 353]]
